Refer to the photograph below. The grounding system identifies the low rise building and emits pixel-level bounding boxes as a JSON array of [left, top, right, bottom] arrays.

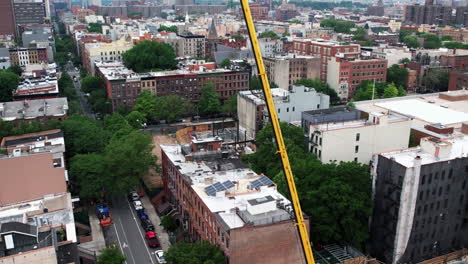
[[264, 54, 320, 89], [327, 57, 388, 99], [14, 78, 59, 100], [0, 98, 68, 122], [370, 134, 468, 263], [449, 71, 468, 91], [82, 38, 133, 74], [167, 32, 206, 58], [258, 38, 283, 58], [303, 106, 411, 164], [9, 47, 48, 66], [160, 142, 308, 264], [238, 85, 330, 139]]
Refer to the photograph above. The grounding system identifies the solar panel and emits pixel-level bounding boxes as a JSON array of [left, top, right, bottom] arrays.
[[213, 182, 224, 191], [222, 180, 235, 189], [205, 186, 217, 196], [248, 176, 274, 190]]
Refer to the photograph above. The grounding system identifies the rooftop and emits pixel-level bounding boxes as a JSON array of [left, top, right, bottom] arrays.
[[0, 98, 68, 121], [161, 144, 293, 230], [381, 135, 468, 168], [0, 153, 67, 206], [15, 79, 59, 97]]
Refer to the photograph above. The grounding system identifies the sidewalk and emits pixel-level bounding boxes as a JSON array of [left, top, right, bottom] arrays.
[[78, 208, 106, 256], [140, 195, 172, 251]]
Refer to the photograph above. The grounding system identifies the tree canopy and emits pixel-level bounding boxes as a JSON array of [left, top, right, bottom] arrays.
[[198, 83, 221, 116], [122, 41, 176, 72], [134, 91, 194, 122], [403, 35, 419, 48], [165, 241, 225, 264], [295, 79, 340, 104], [222, 95, 237, 116], [354, 81, 405, 101], [258, 31, 280, 39], [387, 64, 409, 89], [87, 23, 102, 33], [422, 69, 449, 93], [158, 25, 178, 33], [80, 75, 110, 115], [62, 115, 110, 157], [320, 19, 355, 34], [243, 123, 372, 247], [219, 58, 232, 68], [97, 246, 126, 264], [0, 70, 20, 102]]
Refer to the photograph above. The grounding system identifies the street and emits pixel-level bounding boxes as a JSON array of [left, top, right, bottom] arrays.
[[65, 61, 95, 119], [107, 196, 161, 264]]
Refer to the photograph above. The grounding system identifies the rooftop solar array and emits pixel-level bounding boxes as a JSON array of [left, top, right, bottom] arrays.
[[205, 180, 235, 196], [248, 176, 274, 190]]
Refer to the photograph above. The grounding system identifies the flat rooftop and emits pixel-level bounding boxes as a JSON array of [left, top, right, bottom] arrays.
[[161, 144, 293, 230], [355, 91, 468, 128], [381, 135, 468, 168], [0, 98, 68, 121]]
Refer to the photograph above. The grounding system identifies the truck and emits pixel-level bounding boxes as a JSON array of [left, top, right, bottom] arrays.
[[96, 204, 112, 227]]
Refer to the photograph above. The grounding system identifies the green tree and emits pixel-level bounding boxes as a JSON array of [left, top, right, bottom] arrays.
[[87, 23, 102, 33], [198, 83, 221, 116], [126, 111, 147, 129], [295, 79, 340, 104], [249, 75, 261, 90], [443, 41, 468, 49], [104, 130, 155, 195], [62, 115, 110, 157], [88, 89, 111, 115], [134, 90, 158, 120], [441, 35, 452, 41], [231, 35, 244, 40], [219, 58, 231, 68], [403, 35, 420, 48], [97, 246, 126, 264], [383, 83, 399, 98], [70, 153, 107, 198], [165, 241, 225, 264], [7, 65, 23, 76], [158, 25, 178, 33], [320, 18, 356, 33], [222, 95, 237, 116], [399, 58, 411, 64], [0, 70, 20, 102], [160, 215, 177, 232], [81, 76, 104, 93], [58, 72, 77, 100], [423, 34, 442, 49], [387, 64, 408, 88], [103, 113, 132, 135], [422, 69, 449, 92], [122, 41, 176, 72], [258, 31, 279, 39]]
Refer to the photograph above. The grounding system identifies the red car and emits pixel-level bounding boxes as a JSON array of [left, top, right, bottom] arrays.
[[145, 231, 159, 248]]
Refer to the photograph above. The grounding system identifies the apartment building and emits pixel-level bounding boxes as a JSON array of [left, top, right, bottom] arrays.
[[168, 32, 206, 58], [404, 4, 452, 26], [0, 0, 15, 36], [238, 85, 330, 139], [303, 107, 411, 164], [264, 54, 320, 89], [9, 47, 48, 66], [82, 38, 133, 74], [327, 57, 388, 99], [160, 142, 308, 264], [0, 98, 68, 122], [370, 134, 468, 263], [363, 47, 412, 68], [13, 0, 48, 34], [96, 62, 249, 111], [14, 78, 59, 100], [293, 39, 360, 81], [250, 3, 269, 21], [258, 38, 283, 58]]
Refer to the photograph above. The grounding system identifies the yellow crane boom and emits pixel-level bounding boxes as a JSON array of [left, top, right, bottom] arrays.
[[238, 1, 315, 263]]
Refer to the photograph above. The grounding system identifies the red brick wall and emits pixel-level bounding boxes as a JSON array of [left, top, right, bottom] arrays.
[[448, 72, 468, 91], [229, 220, 308, 264]]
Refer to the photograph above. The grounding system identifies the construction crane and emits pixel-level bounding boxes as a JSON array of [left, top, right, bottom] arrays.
[[238, 1, 316, 264]]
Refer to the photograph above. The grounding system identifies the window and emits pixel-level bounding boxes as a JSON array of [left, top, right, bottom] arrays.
[[355, 145, 359, 153], [356, 133, 360, 141], [354, 157, 358, 162], [292, 106, 295, 111], [287, 107, 289, 112], [278, 108, 280, 113]]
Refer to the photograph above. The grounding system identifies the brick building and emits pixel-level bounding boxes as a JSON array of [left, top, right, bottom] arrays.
[[327, 57, 388, 99], [275, 2, 299, 22], [160, 142, 308, 264], [9, 47, 48, 66], [250, 3, 269, 20], [293, 39, 360, 81], [96, 62, 250, 111], [455, 7, 468, 28], [404, 4, 452, 26], [264, 54, 320, 89], [0, 0, 15, 36], [439, 55, 468, 71], [448, 71, 468, 91], [13, 0, 48, 34]]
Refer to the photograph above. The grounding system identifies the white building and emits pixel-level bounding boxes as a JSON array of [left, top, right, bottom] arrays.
[[258, 38, 283, 58], [306, 109, 412, 164], [370, 47, 412, 67], [238, 85, 330, 139]]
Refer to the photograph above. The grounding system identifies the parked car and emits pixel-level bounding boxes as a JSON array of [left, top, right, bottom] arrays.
[[145, 231, 159, 247], [155, 250, 166, 263], [128, 191, 139, 201], [137, 209, 149, 220], [133, 200, 143, 211], [141, 218, 154, 232]]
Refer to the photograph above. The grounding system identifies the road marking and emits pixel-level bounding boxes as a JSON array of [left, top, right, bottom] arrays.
[[112, 216, 128, 264], [115, 203, 137, 264], [126, 198, 156, 264], [123, 242, 128, 248]]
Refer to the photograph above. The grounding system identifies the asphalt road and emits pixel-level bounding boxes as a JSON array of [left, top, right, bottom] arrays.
[[65, 61, 95, 119], [109, 196, 160, 264]]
